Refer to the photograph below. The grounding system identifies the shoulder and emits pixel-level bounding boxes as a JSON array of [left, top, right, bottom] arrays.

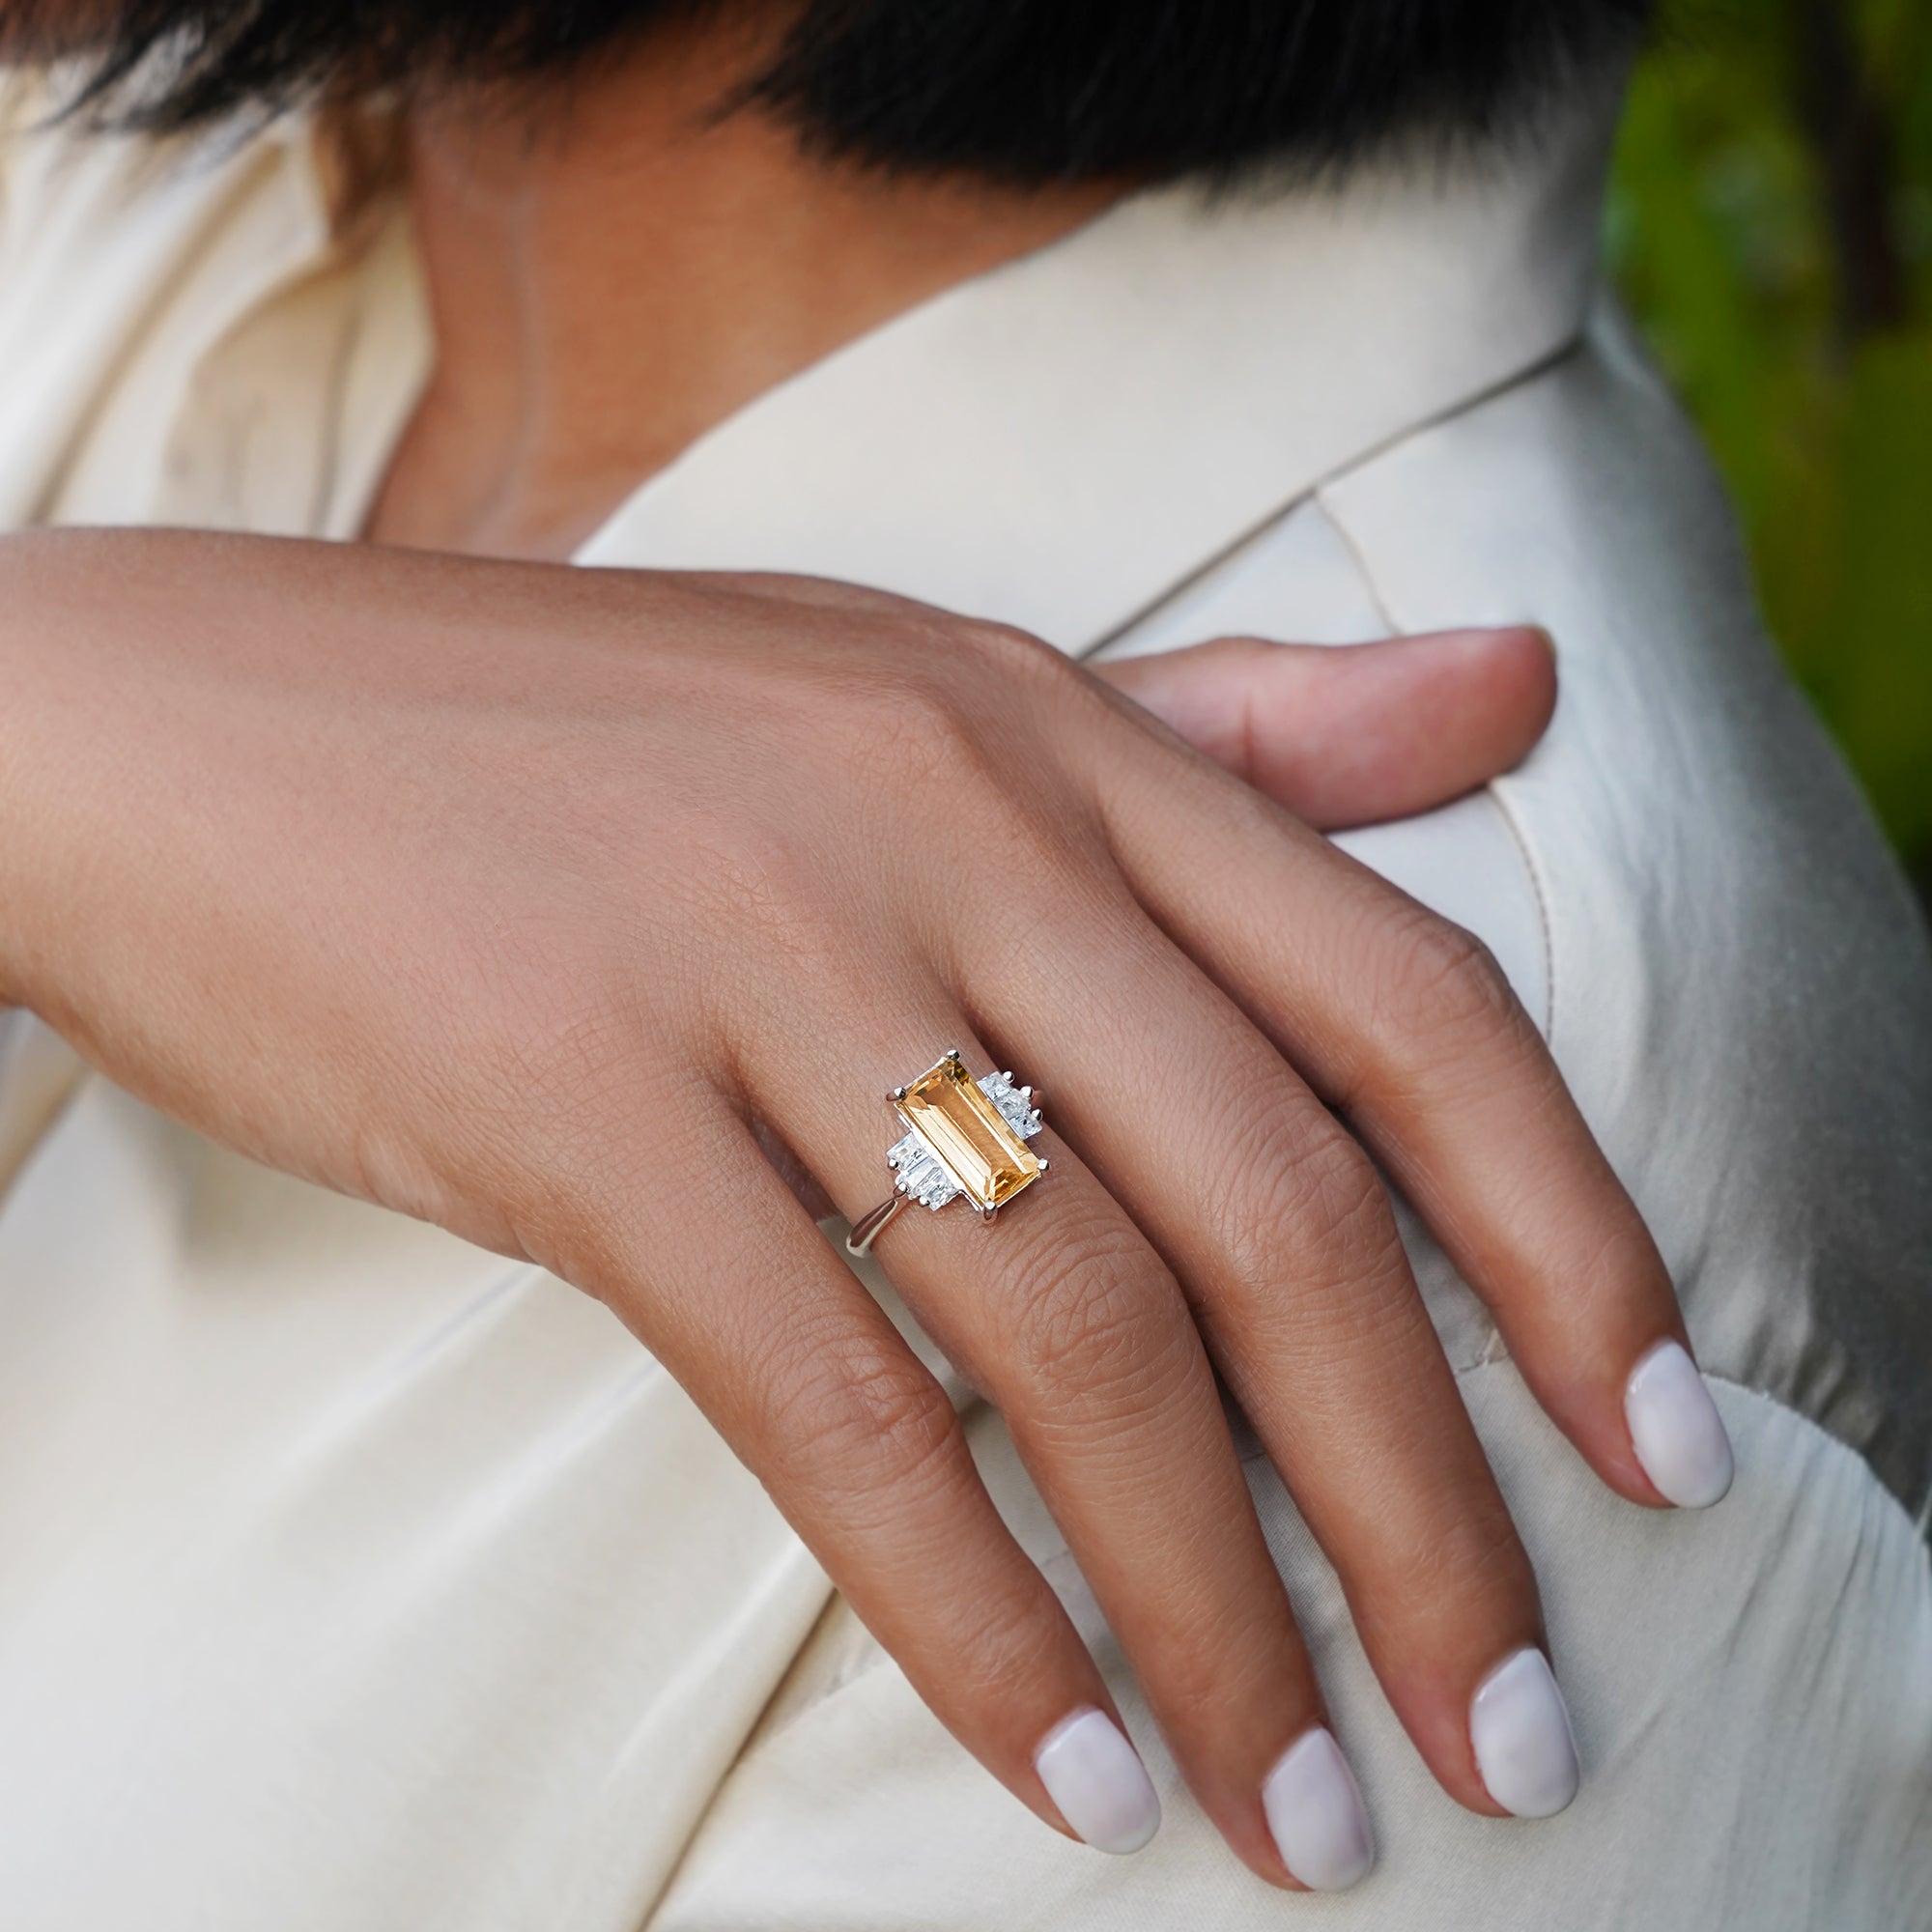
[[1314, 304, 1932, 1517]]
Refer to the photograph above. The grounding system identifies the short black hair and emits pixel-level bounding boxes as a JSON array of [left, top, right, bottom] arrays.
[[33, 0, 1653, 184]]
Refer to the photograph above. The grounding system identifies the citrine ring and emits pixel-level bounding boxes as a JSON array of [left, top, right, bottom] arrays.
[[844, 1050, 1049, 1258]]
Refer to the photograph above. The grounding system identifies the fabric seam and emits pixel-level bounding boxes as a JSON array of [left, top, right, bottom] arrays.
[[1073, 334, 1588, 666], [1308, 482, 1560, 1049]]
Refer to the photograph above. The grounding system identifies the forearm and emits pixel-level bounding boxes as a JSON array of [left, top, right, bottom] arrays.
[[0, 526, 582, 1021], [0, 527, 129, 1016], [0, 527, 470, 1043]]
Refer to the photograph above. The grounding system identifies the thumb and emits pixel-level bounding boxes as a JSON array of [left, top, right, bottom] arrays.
[[1094, 627, 1557, 830]]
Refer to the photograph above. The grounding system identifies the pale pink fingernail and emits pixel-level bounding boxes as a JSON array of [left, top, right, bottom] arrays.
[[1470, 1647, 1579, 1819], [1262, 1725, 1375, 1890], [1625, 1339, 1734, 1508], [1034, 1707, 1161, 1854]]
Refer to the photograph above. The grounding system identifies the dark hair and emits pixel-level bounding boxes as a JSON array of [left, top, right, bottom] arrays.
[[41, 0, 1652, 183]]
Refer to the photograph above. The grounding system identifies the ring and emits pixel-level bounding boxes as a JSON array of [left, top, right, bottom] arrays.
[[844, 1050, 1049, 1257]]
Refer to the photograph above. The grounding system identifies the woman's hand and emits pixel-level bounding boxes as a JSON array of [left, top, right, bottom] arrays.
[[0, 528, 1727, 1889]]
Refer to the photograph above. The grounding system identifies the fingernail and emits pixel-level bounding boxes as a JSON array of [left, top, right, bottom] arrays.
[[1625, 1338, 1734, 1509], [1470, 1647, 1579, 1819], [1262, 1726, 1375, 1891], [1034, 1707, 1161, 1854]]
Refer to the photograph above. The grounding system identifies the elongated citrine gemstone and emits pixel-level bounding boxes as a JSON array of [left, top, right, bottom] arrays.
[[897, 1054, 1043, 1210]]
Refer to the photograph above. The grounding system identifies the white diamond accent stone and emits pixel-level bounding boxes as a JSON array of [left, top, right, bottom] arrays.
[[980, 1071, 1043, 1141], [889, 1130, 961, 1211]]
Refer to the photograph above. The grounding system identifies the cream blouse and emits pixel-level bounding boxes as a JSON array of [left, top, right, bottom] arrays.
[[1, 66, 1928, 1930]]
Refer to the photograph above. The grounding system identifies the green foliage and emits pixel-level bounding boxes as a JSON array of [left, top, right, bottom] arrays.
[[1608, 0, 1932, 889]]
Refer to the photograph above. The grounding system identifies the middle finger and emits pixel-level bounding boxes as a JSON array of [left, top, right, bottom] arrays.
[[953, 882, 1565, 1821]]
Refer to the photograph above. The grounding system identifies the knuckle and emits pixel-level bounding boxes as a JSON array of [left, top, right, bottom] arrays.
[[1409, 1500, 1538, 1624], [859, 671, 962, 752], [681, 810, 815, 929], [1386, 912, 1525, 1045], [780, 1330, 964, 1500], [1353, 1494, 1536, 1660], [838, 643, 1111, 895], [849, 673, 992, 798], [962, 617, 1067, 689], [1274, 1122, 1397, 1266], [947, 1589, 1060, 1702], [1207, 1115, 1406, 1331], [994, 1210, 1193, 1413], [672, 812, 861, 997], [849, 663, 987, 758]]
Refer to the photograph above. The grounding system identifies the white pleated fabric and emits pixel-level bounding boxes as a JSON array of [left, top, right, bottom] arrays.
[[0, 61, 1927, 1930]]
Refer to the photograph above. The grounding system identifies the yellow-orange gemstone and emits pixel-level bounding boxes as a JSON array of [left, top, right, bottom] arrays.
[[897, 1054, 1043, 1211]]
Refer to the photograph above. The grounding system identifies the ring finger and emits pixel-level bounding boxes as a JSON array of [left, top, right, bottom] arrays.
[[748, 989, 1375, 1890]]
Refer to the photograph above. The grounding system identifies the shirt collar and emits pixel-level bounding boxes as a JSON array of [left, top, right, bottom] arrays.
[[573, 77, 1624, 653], [6, 67, 1622, 636]]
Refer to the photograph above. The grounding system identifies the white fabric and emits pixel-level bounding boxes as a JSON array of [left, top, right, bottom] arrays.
[[0, 62, 1928, 1929], [658, 1377, 1932, 1932]]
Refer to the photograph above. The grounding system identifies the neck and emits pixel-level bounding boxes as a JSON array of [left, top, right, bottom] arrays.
[[365, 24, 1116, 561]]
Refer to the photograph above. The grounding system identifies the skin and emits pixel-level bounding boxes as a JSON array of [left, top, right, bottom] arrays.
[[0, 3, 1709, 1889], [368, 17, 1116, 560]]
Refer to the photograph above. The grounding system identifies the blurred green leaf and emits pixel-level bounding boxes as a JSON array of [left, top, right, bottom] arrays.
[[1610, 0, 1932, 890]]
